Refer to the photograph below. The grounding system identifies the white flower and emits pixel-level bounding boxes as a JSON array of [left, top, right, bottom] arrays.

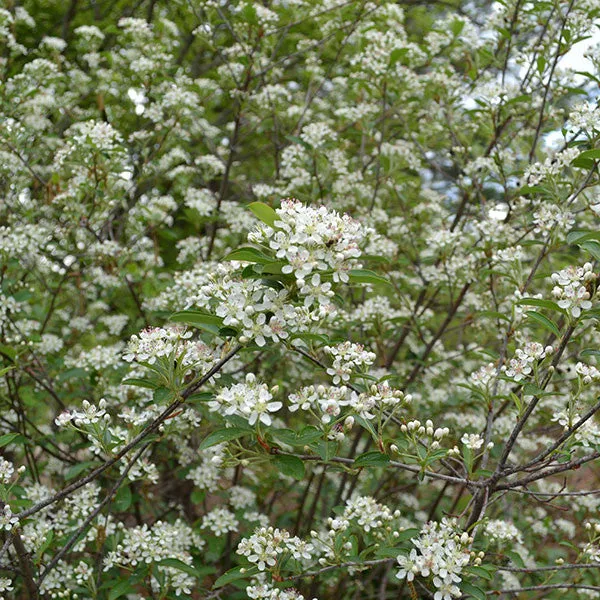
[[397, 549, 418, 581], [0, 458, 15, 485], [248, 199, 367, 307], [201, 507, 239, 536], [324, 342, 376, 384], [0, 505, 18, 531], [0, 577, 14, 594], [396, 519, 470, 590], [551, 263, 596, 318], [210, 374, 282, 426], [461, 433, 484, 450]]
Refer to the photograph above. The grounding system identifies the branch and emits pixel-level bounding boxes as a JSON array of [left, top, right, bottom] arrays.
[[16, 344, 242, 521], [37, 442, 152, 586]]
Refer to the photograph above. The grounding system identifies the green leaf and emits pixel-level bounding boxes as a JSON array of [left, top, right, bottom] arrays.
[[191, 489, 205, 505], [450, 18, 465, 35], [465, 565, 494, 580], [186, 392, 214, 404], [35, 530, 54, 562], [567, 230, 600, 245], [581, 308, 600, 321], [240, 3, 258, 25], [354, 451, 390, 468], [0, 345, 16, 361], [389, 47, 408, 66], [271, 428, 297, 446], [261, 261, 287, 274], [108, 580, 134, 600], [462, 445, 473, 474], [170, 310, 223, 335], [476, 310, 511, 323], [504, 550, 525, 568], [354, 415, 378, 440], [516, 298, 562, 312], [64, 461, 97, 481], [0, 366, 14, 377], [581, 240, 600, 261], [122, 378, 159, 389], [223, 247, 273, 264], [199, 427, 250, 450], [460, 581, 486, 600], [348, 269, 390, 286], [375, 545, 405, 558], [522, 383, 548, 396], [218, 326, 238, 338], [248, 202, 278, 227], [112, 484, 132, 512], [273, 454, 305, 480], [272, 427, 322, 447], [312, 439, 338, 461], [158, 558, 213, 578], [153, 387, 174, 404], [525, 311, 560, 337], [296, 426, 323, 445], [0, 433, 20, 448], [289, 332, 330, 346], [573, 148, 600, 162], [394, 528, 419, 542], [213, 566, 257, 588], [581, 349, 600, 360]]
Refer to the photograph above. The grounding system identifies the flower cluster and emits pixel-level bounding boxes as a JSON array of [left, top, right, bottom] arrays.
[[195, 266, 321, 347], [103, 519, 203, 596], [461, 433, 485, 450], [343, 495, 399, 535], [483, 520, 523, 545], [399, 420, 450, 451], [396, 519, 472, 599], [0, 577, 14, 599], [209, 374, 282, 426], [55, 399, 109, 428], [288, 385, 355, 426], [575, 362, 600, 385], [237, 526, 313, 571], [0, 457, 15, 485], [248, 199, 367, 306], [0, 505, 17, 531], [123, 326, 218, 372], [551, 263, 596, 318], [186, 445, 226, 492], [4, 1, 600, 598], [201, 507, 239, 536], [246, 584, 309, 600], [502, 342, 553, 382], [552, 410, 600, 448], [469, 362, 498, 389], [323, 342, 376, 384]]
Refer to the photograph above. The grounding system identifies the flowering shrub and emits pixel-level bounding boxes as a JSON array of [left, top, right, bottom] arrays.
[[3, 1, 600, 599]]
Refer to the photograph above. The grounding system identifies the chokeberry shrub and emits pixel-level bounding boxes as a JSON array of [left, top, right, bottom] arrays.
[[2, 1, 600, 599]]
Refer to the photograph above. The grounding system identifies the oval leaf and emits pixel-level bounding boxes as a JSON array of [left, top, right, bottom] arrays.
[[224, 247, 272, 264], [170, 310, 223, 335], [248, 202, 278, 227], [348, 269, 390, 286], [525, 311, 560, 337], [199, 427, 250, 450], [272, 454, 305, 480], [354, 451, 390, 468]]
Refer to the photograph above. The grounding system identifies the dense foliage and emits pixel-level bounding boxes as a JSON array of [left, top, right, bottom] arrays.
[[2, 0, 600, 598]]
